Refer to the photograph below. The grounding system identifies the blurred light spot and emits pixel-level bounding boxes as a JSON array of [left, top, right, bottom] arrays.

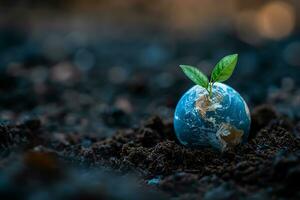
[[65, 31, 87, 49], [42, 35, 67, 61], [115, 97, 133, 113], [256, 1, 295, 40], [51, 62, 78, 83], [139, 44, 169, 67], [283, 41, 300, 66], [167, 0, 235, 34], [281, 77, 294, 91], [154, 72, 174, 88], [108, 66, 129, 84], [235, 11, 262, 45], [74, 49, 95, 71]]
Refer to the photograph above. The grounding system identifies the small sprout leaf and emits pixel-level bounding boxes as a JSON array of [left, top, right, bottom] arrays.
[[180, 65, 209, 89], [211, 54, 238, 83]]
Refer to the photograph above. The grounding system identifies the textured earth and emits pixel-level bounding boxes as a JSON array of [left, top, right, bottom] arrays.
[[0, 99, 299, 199], [174, 83, 251, 151]]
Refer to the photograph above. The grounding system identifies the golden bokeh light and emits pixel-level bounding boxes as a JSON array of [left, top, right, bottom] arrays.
[[256, 1, 295, 39], [235, 11, 262, 45]]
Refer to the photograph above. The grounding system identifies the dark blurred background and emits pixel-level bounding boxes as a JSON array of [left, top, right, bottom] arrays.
[[0, 0, 300, 134]]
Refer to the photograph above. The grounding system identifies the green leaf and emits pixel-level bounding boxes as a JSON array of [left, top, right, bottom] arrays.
[[179, 65, 209, 89], [211, 54, 238, 83]]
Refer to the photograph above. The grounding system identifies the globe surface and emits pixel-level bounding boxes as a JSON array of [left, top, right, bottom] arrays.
[[174, 83, 251, 151]]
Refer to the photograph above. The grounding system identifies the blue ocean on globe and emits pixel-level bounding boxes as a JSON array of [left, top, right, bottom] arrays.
[[174, 83, 251, 151]]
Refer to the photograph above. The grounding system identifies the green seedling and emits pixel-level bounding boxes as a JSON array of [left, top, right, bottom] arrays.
[[180, 54, 238, 97]]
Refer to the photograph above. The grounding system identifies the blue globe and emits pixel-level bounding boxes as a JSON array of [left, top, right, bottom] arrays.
[[174, 83, 251, 151]]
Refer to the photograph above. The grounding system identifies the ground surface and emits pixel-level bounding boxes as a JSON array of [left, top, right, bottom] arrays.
[[0, 29, 300, 199]]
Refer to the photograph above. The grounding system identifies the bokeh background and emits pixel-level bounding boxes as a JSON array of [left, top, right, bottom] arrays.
[[0, 0, 300, 134]]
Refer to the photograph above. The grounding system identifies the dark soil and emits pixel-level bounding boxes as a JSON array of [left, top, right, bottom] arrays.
[[77, 111, 300, 199], [1, 103, 300, 199]]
